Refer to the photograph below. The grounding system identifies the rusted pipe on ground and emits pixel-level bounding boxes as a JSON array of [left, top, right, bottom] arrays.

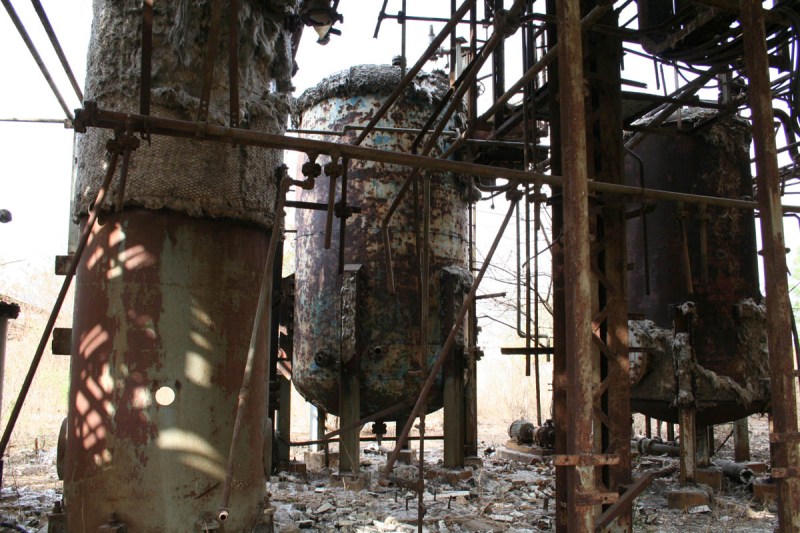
[[0, 136, 125, 466], [30, 0, 83, 102], [1, 0, 73, 119], [632, 437, 680, 457], [75, 104, 800, 213], [354, 0, 477, 146], [219, 173, 302, 521], [382, 190, 522, 481], [713, 459, 755, 484]]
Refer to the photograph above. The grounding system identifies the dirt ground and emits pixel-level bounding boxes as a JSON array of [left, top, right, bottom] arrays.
[[0, 415, 783, 532]]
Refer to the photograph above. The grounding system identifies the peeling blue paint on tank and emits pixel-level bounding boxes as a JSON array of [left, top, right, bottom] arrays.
[[292, 65, 469, 419]]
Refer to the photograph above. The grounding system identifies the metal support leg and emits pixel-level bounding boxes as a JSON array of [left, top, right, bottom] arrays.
[[679, 408, 697, 484], [277, 375, 292, 467], [734, 418, 750, 462], [442, 271, 466, 469], [696, 424, 711, 468], [741, 2, 800, 530], [339, 264, 363, 475]]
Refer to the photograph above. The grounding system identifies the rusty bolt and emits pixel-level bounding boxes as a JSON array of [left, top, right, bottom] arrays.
[[324, 160, 343, 179]]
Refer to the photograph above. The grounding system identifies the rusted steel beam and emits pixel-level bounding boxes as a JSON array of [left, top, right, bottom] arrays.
[[0, 136, 124, 464], [355, 0, 478, 146], [74, 104, 800, 213], [380, 0, 523, 286], [587, 4, 632, 528], [557, 0, 596, 530], [29, 0, 83, 102], [197, 0, 224, 123], [290, 435, 445, 447], [594, 473, 655, 532], [2, 0, 73, 119], [140, 0, 153, 116], [381, 192, 522, 480], [741, 1, 800, 530], [322, 400, 414, 441], [229, 0, 239, 128]]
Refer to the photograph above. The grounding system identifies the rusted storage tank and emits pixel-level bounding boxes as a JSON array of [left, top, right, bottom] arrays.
[[293, 65, 471, 418], [626, 110, 769, 425], [64, 1, 291, 530]]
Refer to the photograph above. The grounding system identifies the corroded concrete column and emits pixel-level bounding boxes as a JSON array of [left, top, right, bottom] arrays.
[[66, 2, 297, 530]]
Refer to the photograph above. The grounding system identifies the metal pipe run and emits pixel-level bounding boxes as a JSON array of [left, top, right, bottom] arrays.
[[290, 435, 445, 447], [29, 0, 83, 102], [219, 174, 299, 520], [382, 190, 522, 480], [355, 0, 477, 146], [73, 105, 800, 213], [1, 0, 74, 119]]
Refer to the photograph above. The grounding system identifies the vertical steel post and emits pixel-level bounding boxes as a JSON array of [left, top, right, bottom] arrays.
[[734, 418, 751, 462], [545, 0, 567, 529], [557, 0, 596, 531], [277, 375, 292, 467], [443, 271, 466, 468], [741, 2, 800, 530], [679, 409, 697, 484]]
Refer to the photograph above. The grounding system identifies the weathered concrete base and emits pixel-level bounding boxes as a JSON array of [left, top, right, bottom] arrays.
[[464, 456, 484, 468], [504, 440, 554, 456], [695, 468, 723, 492], [496, 447, 545, 466], [304, 451, 338, 470], [396, 449, 416, 465], [666, 486, 713, 510], [752, 480, 777, 505], [279, 461, 308, 477], [330, 472, 370, 491], [745, 462, 769, 474]]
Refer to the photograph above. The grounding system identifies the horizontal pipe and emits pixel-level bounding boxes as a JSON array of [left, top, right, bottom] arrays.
[[290, 435, 445, 447], [74, 104, 800, 213]]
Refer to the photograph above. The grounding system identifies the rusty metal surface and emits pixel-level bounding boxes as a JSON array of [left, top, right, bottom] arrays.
[[626, 113, 769, 424], [557, 0, 597, 530], [293, 66, 470, 419], [742, 1, 800, 529], [65, 210, 270, 532]]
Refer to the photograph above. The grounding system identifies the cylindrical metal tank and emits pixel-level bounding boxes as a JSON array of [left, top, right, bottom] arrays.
[[626, 111, 769, 425], [66, 1, 293, 530], [293, 65, 471, 419], [67, 211, 270, 531]]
